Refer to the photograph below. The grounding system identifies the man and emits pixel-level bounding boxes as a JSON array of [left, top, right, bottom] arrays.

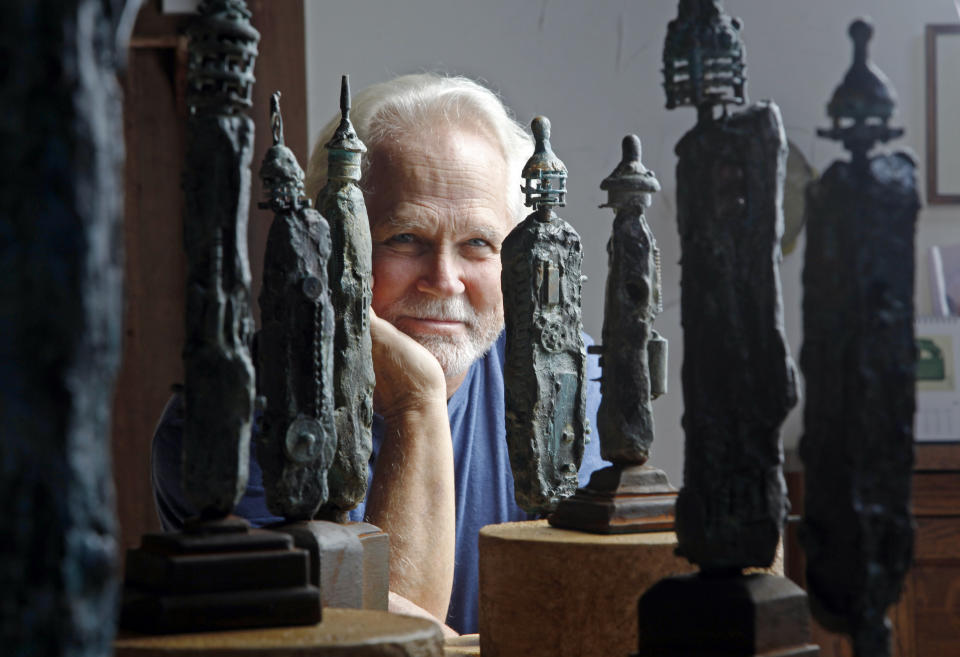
[[152, 73, 606, 635]]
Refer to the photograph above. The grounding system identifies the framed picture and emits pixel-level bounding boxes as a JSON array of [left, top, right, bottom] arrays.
[[917, 316, 960, 441], [926, 24, 960, 204]]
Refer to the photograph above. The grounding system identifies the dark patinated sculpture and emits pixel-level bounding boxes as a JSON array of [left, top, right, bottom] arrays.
[[120, 3, 320, 632], [550, 135, 677, 533], [637, 3, 817, 656], [180, 0, 260, 516], [314, 75, 375, 521], [257, 91, 336, 520], [502, 116, 587, 515], [800, 20, 918, 657], [1, 1, 141, 654], [666, 3, 796, 573]]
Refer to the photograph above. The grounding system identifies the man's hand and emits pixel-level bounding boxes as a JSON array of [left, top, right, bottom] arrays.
[[366, 307, 456, 625]]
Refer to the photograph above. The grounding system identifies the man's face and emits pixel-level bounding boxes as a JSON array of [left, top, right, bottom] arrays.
[[365, 126, 514, 378]]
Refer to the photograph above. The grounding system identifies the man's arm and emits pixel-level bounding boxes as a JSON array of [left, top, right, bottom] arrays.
[[366, 309, 456, 627]]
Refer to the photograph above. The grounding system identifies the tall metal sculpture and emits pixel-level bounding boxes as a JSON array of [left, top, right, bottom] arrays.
[[800, 19, 918, 657], [120, 2, 320, 632], [502, 116, 587, 515], [2, 1, 141, 654], [636, 3, 817, 655], [257, 92, 337, 520], [550, 135, 677, 533], [180, 0, 260, 516], [315, 75, 376, 521]]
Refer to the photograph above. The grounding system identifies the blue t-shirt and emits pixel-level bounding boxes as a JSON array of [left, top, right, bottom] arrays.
[[152, 331, 607, 633]]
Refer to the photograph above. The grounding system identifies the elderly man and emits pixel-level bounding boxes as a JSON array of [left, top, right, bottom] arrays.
[[152, 73, 606, 635]]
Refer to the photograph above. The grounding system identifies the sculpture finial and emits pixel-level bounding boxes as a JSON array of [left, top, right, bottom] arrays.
[[663, 0, 746, 115], [259, 89, 307, 211], [270, 91, 284, 146], [817, 18, 902, 165], [600, 134, 660, 210], [521, 115, 567, 213], [325, 74, 366, 181]]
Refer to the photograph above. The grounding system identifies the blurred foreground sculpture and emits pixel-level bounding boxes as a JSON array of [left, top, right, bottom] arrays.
[[1, 1, 141, 654], [550, 135, 677, 533], [800, 19, 918, 657], [314, 75, 376, 521], [502, 116, 587, 514], [121, 2, 320, 633], [257, 91, 336, 520], [637, 3, 816, 656]]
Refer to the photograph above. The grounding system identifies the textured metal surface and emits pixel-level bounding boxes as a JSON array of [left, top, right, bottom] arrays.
[[663, 0, 746, 114], [595, 135, 665, 464], [672, 101, 797, 571], [181, 0, 260, 518], [549, 135, 677, 534], [314, 76, 375, 519], [799, 20, 919, 657], [257, 92, 336, 520], [502, 117, 586, 514], [0, 2, 141, 654]]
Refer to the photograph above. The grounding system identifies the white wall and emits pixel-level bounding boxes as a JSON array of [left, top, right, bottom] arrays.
[[304, 0, 960, 486]]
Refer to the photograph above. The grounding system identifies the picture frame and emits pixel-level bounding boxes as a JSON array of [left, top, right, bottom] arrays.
[[926, 24, 960, 204]]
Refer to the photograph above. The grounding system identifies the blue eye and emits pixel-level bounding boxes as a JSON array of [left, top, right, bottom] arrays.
[[389, 233, 415, 244], [466, 238, 491, 248]]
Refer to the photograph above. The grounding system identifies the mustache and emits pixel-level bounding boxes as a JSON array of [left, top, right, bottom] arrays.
[[382, 296, 477, 325]]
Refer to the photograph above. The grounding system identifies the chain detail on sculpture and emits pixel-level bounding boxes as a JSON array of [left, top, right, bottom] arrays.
[[181, 0, 260, 517], [257, 91, 336, 520], [502, 117, 587, 514], [800, 19, 918, 657], [315, 75, 375, 520]]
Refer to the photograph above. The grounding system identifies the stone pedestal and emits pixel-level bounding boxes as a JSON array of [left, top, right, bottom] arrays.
[[636, 573, 819, 657], [114, 608, 443, 657], [478, 520, 695, 657]]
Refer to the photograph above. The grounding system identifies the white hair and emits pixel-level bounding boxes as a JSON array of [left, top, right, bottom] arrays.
[[304, 73, 533, 222]]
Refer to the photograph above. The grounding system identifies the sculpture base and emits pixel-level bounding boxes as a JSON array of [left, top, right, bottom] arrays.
[[114, 608, 444, 657], [478, 520, 695, 657], [636, 572, 819, 657], [274, 520, 389, 610], [549, 464, 677, 533], [120, 516, 320, 634]]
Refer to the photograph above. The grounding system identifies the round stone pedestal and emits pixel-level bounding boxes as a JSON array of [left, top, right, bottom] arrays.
[[114, 608, 444, 657], [478, 520, 696, 657]]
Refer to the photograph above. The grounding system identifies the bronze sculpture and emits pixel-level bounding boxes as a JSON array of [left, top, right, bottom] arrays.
[[636, 3, 817, 655], [502, 116, 587, 515], [800, 19, 919, 657], [120, 3, 320, 632], [1, 1, 142, 653], [180, 0, 260, 517], [314, 75, 376, 521], [550, 135, 677, 533], [257, 91, 337, 520]]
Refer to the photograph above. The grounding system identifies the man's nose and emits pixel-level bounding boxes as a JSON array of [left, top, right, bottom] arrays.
[[417, 248, 466, 297]]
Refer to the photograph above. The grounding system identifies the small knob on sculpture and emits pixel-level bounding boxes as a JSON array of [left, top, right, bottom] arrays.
[[521, 115, 567, 213], [600, 134, 660, 210]]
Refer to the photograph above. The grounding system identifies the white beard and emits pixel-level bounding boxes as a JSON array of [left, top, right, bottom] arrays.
[[378, 295, 503, 377]]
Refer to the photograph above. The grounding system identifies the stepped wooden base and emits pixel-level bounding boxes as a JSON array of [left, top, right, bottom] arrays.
[[121, 516, 320, 634], [549, 464, 677, 533], [114, 608, 444, 657], [478, 520, 696, 657], [636, 573, 819, 657], [276, 520, 389, 610]]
